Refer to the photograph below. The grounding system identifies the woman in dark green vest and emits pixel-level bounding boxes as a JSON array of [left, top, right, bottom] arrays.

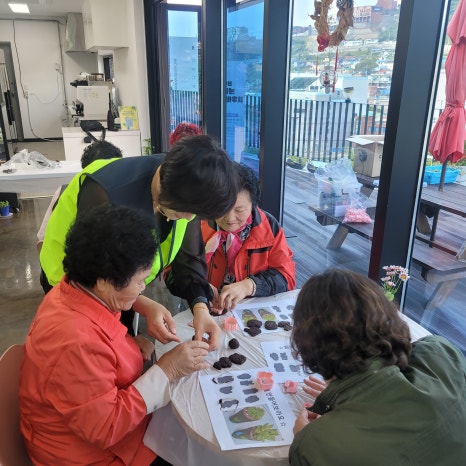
[[40, 135, 238, 350]]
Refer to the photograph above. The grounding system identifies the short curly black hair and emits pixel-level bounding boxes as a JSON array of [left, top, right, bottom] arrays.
[[80, 140, 123, 169], [63, 204, 157, 289], [291, 269, 412, 380], [158, 135, 238, 219], [236, 162, 261, 208]]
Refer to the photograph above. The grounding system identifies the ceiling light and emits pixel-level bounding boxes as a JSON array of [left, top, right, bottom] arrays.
[[8, 3, 30, 14]]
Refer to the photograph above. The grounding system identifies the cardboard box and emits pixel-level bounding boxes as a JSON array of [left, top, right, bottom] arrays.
[[347, 135, 384, 177]]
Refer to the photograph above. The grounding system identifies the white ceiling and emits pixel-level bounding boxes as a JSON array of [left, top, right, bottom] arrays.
[[0, 0, 83, 20]]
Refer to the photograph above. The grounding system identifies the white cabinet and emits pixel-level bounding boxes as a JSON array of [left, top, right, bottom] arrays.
[[62, 127, 142, 161], [82, 0, 128, 51]]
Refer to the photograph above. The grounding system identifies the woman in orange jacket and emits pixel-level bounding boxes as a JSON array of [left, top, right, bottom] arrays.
[[201, 163, 295, 312]]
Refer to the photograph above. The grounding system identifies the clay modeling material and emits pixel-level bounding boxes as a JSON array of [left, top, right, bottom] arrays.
[[224, 317, 238, 331], [264, 321, 278, 330], [244, 326, 262, 337], [246, 319, 262, 328], [229, 353, 247, 365], [257, 371, 274, 390], [284, 380, 298, 394], [228, 338, 240, 349]]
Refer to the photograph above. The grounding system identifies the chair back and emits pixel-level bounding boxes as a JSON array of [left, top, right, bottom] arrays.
[[0, 344, 33, 466]]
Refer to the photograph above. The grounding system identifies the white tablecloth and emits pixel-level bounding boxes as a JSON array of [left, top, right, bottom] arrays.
[[143, 291, 431, 466], [0, 161, 82, 194]]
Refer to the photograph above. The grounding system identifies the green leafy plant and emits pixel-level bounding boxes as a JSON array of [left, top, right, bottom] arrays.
[[142, 138, 154, 156], [0, 200, 10, 207]]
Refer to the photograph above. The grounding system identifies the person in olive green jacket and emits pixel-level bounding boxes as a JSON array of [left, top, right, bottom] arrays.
[[290, 269, 466, 466]]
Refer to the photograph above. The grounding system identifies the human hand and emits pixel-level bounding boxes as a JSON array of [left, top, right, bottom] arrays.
[[293, 407, 320, 435], [218, 279, 253, 311], [209, 283, 223, 315], [302, 375, 327, 400], [133, 295, 181, 344], [157, 340, 210, 382], [192, 306, 221, 350], [132, 335, 155, 362]]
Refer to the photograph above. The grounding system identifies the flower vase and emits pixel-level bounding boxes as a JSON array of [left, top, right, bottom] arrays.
[[384, 291, 395, 301], [0, 205, 10, 217]]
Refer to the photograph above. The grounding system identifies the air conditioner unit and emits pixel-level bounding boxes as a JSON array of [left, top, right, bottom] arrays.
[[64, 13, 86, 52]]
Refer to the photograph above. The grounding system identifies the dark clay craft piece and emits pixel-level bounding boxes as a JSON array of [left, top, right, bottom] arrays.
[[229, 352, 247, 365], [246, 319, 262, 328], [244, 327, 262, 337], [264, 321, 278, 330], [228, 338, 240, 349]]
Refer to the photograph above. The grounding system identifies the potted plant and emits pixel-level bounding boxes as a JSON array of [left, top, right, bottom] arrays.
[[0, 200, 10, 217]]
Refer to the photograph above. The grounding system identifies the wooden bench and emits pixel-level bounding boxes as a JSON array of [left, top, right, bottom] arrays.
[[411, 240, 466, 312], [310, 204, 375, 249], [310, 204, 466, 311]]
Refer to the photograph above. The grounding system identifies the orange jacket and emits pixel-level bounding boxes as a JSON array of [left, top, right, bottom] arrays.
[[19, 278, 155, 465], [201, 207, 295, 295]]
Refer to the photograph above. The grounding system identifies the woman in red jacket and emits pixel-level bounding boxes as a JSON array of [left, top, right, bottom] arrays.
[[201, 163, 295, 311]]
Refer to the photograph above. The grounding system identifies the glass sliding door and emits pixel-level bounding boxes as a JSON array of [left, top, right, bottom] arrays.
[[167, 8, 202, 132], [224, 0, 264, 170], [283, 0, 403, 285]]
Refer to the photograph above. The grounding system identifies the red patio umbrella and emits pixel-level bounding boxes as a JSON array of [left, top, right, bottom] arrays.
[[428, 0, 466, 190]]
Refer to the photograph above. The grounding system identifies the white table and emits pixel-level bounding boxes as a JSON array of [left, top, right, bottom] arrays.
[[0, 160, 82, 195], [62, 126, 142, 161], [143, 291, 431, 466]]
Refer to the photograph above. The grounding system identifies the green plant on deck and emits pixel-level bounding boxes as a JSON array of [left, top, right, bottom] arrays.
[[0, 200, 10, 207]]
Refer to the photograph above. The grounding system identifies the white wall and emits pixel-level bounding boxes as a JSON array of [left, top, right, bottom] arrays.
[[0, 18, 97, 139], [113, 0, 149, 145], [0, 1, 149, 143]]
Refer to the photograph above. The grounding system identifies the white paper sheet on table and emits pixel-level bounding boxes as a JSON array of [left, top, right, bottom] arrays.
[[260, 340, 307, 383], [231, 298, 295, 333], [199, 367, 295, 451]]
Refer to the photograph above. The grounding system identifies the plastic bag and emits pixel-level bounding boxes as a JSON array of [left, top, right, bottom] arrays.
[[2, 149, 60, 169], [315, 158, 362, 216], [343, 193, 372, 224], [314, 158, 359, 189]]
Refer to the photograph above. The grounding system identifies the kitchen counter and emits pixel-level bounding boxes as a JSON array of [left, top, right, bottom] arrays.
[[61, 126, 142, 161]]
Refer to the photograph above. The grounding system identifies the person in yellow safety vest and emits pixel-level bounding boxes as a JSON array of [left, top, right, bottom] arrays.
[[40, 135, 239, 350]]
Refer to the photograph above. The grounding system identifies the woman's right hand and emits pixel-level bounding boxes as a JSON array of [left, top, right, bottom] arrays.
[[157, 340, 210, 382], [302, 375, 327, 399]]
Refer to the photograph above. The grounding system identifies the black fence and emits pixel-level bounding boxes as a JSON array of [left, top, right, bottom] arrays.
[[170, 90, 441, 165]]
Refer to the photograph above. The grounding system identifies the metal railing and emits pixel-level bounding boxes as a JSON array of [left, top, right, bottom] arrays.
[[170, 90, 442, 164]]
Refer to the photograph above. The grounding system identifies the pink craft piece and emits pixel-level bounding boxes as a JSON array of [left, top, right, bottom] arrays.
[[257, 371, 274, 390], [223, 317, 238, 331], [284, 380, 299, 394]]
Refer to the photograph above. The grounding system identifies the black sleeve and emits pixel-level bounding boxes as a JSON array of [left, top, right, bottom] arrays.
[[251, 269, 288, 297], [76, 177, 110, 219], [164, 217, 214, 306]]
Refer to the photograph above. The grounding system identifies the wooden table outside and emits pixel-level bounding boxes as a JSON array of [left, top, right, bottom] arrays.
[[417, 182, 466, 246]]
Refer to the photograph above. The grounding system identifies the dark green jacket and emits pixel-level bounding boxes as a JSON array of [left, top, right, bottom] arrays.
[[289, 336, 466, 466]]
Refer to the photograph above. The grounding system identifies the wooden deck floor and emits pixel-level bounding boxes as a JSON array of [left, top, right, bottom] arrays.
[[282, 166, 466, 355]]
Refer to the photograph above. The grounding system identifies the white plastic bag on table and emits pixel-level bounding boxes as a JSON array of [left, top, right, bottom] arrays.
[[2, 149, 60, 169]]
